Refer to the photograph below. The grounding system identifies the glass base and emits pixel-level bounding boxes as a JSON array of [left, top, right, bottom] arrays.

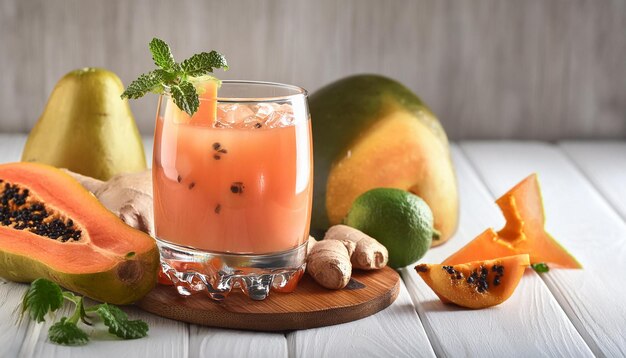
[[156, 239, 307, 301]]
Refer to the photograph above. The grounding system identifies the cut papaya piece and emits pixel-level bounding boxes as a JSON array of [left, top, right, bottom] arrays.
[[443, 174, 581, 268], [0, 162, 159, 304], [415, 254, 530, 309], [166, 78, 219, 126]]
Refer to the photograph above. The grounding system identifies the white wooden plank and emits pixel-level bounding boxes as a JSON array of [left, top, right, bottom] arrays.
[[399, 145, 592, 357], [461, 141, 626, 357], [189, 327, 287, 358], [19, 299, 189, 358], [560, 141, 626, 221], [287, 283, 435, 358], [0, 281, 33, 357]]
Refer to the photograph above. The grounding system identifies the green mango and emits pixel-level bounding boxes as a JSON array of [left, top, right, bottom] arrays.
[[310, 74, 458, 246], [22, 68, 146, 180]]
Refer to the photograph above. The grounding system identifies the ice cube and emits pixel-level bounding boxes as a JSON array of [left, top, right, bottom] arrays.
[[262, 110, 295, 128], [250, 103, 278, 119], [216, 103, 256, 128], [215, 103, 297, 129]]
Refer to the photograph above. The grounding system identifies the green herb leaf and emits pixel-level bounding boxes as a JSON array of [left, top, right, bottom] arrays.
[[22, 278, 64, 323], [170, 81, 199, 116], [121, 70, 168, 99], [48, 317, 89, 346], [96, 304, 148, 339], [531, 262, 550, 273], [122, 38, 228, 116], [78, 297, 92, 326], [149, 38, 177, 71], [181, 51, 229, 77]]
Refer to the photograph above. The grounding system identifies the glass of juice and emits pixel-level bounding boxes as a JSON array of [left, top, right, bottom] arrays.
[[153, 80, 313, 300]]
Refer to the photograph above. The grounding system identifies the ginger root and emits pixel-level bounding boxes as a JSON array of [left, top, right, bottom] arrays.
[[307, 236, 355, 289], [66, 170, 390, 290], [324, 224, 388, 270], [306, 225, 389, 289], [65, 170, 154, 236]]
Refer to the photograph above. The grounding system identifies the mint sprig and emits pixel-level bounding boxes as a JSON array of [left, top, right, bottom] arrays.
[[49, 318, 90, 346], [169, 81, 199, 118], [22, 278, 64, 323], [531, 262, 550, 273], [121, 37, 228, 116], [149, 38, 177, 71], [96, 304, 149, 340], [181, 51, 228, 76], [20, 278, 149, 346]]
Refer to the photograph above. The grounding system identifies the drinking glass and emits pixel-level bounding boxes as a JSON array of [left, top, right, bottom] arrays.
[[153, 81, 313, 300]]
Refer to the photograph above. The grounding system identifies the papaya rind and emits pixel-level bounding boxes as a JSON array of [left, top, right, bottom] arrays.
[[0, 162, 159, 304], [0, 248, 158, 305]]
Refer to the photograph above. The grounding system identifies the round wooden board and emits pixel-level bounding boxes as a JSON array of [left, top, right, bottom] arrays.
[[136, 266, 400, 331]]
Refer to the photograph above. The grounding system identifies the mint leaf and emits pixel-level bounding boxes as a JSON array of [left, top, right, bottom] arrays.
[[48, 318, 89, 346], [123, 38, 228, 115], [181, 51, 229, 77], [121, 70, 167, 99], [18, 278, 149, 346], [149, 38, 177, 71], [531, 263, 550, 273], [170, 81, 199, 116], [22, 278, 64, 323], [96, 304, 148, 339]]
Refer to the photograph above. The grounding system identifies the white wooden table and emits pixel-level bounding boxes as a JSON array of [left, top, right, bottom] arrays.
[[0, 134, 624, 358]]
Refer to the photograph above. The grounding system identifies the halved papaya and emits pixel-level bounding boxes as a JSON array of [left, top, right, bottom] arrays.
[[0, 162, 159, 304], [443, 174, 581, 268], [415, 254, 530, 309]]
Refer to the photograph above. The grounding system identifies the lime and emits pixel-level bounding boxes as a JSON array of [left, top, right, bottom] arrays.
[[344, 188, 436, 268]]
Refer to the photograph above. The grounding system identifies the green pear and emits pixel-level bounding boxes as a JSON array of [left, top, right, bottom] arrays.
[[22, 68, 146, 180]]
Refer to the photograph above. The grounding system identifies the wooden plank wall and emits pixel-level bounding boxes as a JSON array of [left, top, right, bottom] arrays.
[[0, 0, 624, 140]]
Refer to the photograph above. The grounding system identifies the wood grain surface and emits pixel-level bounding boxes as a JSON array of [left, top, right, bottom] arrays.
[[137, 267, 400, 332], [461, 142, 626, 357], [287, 283, 436, 358], [399, 146, 592, 357], [1, 135, 625, 356], [561, 141, 626, 221], [1, 0, 625, 140]]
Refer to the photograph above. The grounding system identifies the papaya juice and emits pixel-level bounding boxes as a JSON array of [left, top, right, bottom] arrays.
[[153, 97, 313, 254]]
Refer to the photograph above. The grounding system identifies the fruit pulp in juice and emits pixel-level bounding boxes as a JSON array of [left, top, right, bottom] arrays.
[[153, 100, 313, 254]]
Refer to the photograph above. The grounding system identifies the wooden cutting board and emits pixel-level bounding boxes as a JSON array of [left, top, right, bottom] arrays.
[[136, 266, 400, 331]]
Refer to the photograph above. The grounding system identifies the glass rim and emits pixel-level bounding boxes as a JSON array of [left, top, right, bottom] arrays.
[[162, 80, 308, 103]]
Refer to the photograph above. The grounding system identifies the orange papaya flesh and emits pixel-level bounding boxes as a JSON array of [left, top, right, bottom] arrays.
[[443, 174, 581, 268], [416, 254, 530, 309], [0, 162, 159, 304], [444, 229, 517, 266], [166, 79, 219, 126]]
